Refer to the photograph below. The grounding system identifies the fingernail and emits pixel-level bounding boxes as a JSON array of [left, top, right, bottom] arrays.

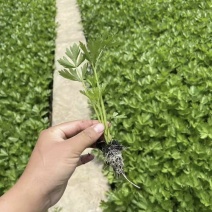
[[93, 123, 105, 133]]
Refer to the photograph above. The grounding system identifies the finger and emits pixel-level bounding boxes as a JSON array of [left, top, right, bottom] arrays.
[[51, 120, 99, 140], [77, 153, 94, 166], [66, 123, 105, 154], [90, 124, 109, 147]]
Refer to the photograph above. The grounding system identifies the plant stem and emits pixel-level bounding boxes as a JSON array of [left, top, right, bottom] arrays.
[[92, 63, 112, 143], [81, 80, 101, 121]]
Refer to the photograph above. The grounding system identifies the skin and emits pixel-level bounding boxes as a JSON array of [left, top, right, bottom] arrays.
[[0, 120, 105, 212]]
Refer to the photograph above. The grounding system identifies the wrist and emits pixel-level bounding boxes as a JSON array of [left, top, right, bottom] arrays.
[[0, 173, 50, 212]]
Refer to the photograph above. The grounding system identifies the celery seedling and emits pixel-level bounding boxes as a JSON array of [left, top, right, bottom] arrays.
[[58, 38, 140, 189]]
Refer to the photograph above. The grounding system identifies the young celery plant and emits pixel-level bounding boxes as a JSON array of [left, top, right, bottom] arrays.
[[58, 39, 112, 143], [58, 38, 140, 189]]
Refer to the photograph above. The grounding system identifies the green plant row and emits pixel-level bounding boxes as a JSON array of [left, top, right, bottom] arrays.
[[0, 0, 56, 195], [77, 0, 212, 211]]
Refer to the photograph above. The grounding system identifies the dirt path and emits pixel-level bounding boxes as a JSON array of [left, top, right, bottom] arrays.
[[49, 0, 109, 211]]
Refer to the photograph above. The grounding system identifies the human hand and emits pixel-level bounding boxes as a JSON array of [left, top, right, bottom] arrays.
[[0, 120, 105, 212]]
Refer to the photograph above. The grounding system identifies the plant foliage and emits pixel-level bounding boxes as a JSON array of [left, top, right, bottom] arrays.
[[58, 38, 117, 143], [0, 0, 56, 195], [78, 0, 212, 211]]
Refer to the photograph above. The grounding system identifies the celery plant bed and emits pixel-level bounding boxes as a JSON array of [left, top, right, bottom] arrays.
[[77, 1, 212, 211], [58, 39, 140, 189], [0, 0, 56, 194]]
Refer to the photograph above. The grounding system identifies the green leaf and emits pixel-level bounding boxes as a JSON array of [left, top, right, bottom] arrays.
[[0, 149, 8, 157], [59, 69, 80, 81], [112, 112, 126, 119], [85, 87, 101, 102], [87, 40, 103, 65], [58, 57, 75, 69], [81, 63, 88, 79], [79, 41, 91, 62], [79, 89, 99, 103], [87, 37, 113, 66], [66, 44, 80, 65], [77, 53, 86, 67]]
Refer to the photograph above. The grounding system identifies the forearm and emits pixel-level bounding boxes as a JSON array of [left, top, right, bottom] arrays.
[[0, 173, 50, 212], [0, 120, 103, 211]]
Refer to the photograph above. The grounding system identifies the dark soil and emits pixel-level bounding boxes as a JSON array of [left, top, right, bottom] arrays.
[[96, 140, 140, 189]]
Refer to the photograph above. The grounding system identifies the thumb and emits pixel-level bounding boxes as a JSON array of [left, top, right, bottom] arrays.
[[66, 123, 105, 154]]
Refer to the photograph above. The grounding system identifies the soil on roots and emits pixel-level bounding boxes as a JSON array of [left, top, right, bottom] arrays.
[[97, 140, 125, 175], [96, 140, 140, 189]]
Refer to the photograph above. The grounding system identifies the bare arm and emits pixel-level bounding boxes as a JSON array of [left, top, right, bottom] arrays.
[[0, 120, 104, 212]]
